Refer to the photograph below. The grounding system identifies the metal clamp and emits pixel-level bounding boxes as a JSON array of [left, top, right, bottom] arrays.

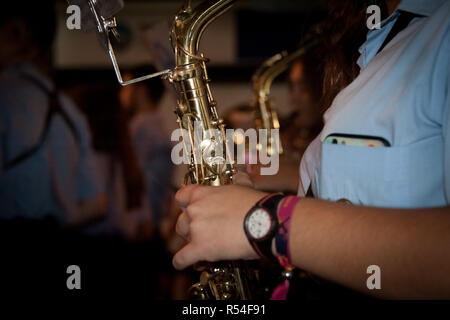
[[87, 0, 172, 86]]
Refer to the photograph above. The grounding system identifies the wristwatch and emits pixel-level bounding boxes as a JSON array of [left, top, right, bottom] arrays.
[[243, 193, 284, 261]]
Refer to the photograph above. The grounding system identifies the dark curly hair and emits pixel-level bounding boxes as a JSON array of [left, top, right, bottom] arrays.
[[319, 0, 388, 112]]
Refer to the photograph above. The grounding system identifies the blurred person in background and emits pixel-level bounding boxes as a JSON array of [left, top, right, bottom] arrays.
[[0, 1, 105, 292], [120, 65, 175, 298], [80, 84, 149, 240], [0, 1, 105, 228], [78, 83, 166, 295], [120, 65, 174, 236]]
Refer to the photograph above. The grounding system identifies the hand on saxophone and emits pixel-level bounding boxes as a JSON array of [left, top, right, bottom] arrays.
[[172, 184, 267, 270]]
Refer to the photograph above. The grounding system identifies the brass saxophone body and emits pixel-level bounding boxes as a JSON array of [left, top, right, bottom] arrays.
[[252, 41, 318, 156], [169, 0, 235, 187], [168, 0, 254, 300]]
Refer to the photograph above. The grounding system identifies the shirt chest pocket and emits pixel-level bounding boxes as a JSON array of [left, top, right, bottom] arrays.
[[317, 136, 446, 208]]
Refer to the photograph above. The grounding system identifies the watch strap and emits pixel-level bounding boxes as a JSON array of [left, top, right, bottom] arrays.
[[256, 193, 284, 215], [245, 193, 284, 261]]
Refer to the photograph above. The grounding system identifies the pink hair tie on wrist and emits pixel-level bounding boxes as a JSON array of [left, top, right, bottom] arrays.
[[270, 195, 302, 300]]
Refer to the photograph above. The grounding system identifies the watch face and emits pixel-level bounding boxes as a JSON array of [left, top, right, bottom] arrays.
[[246, 208, 272, 240]]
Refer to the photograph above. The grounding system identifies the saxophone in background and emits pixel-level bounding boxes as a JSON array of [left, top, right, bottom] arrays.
[[252, 39, 319, 156]]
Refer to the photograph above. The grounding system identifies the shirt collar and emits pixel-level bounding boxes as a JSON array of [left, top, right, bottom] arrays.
[[357, 0, 446, 69], [397, 0, 447, 17], [357, 11, 400, 69]]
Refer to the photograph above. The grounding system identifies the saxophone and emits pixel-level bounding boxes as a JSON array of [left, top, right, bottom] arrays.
[[252, 40, 319, 156], [88, 0, 269, 300], [168, 0, 235, 188], [168, 0, 256, 300]]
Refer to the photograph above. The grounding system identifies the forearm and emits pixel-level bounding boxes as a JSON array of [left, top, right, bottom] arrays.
[[289, 199, 450, 299]]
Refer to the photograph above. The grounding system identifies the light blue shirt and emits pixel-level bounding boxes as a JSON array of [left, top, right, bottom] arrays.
[[299, 0, 450, 208], [0, 64, 101, 223]]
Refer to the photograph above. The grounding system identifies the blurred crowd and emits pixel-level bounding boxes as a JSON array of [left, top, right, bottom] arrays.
[[0, 2, 186, 297], [0, 1, 324, 298]]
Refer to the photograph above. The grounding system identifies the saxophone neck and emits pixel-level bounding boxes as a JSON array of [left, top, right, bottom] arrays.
[[252, 51, 289, 102], [252, 39, 320, 101], [171, 0, 235, 67]]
